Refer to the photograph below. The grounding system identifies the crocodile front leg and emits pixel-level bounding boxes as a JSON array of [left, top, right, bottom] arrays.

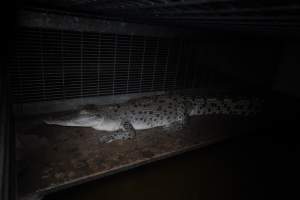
[[97, 121, 136, 143]]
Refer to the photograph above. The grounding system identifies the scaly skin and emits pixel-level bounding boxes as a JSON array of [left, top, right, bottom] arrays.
[[44, 94, 263, 143]]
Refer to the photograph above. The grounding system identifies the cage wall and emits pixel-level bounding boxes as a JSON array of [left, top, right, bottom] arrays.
[[9, 27, 205, 105], [9, 10, 281, 108]]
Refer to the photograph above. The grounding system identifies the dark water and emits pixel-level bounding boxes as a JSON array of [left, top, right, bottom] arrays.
[[44, 128, 298, 200]]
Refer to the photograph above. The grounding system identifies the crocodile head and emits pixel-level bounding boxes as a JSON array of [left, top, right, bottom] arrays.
[[44, 109, 103, 128]]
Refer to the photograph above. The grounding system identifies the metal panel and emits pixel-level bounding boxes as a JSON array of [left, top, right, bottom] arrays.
[[0, 64, 15, 200], [20, 1, 300, 32]]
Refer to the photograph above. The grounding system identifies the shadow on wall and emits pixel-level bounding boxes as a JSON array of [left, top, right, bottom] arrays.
[[192, 35, 284, 91], [273, 40, 300, 98]]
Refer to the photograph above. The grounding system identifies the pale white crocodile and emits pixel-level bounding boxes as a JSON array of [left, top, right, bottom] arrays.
[[44, 94, 262, 143]]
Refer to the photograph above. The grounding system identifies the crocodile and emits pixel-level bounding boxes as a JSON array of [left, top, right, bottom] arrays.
[[44, 94, 263, 143]]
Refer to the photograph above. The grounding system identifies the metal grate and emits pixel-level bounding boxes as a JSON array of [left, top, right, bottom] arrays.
[[9, 27, 193, 103]]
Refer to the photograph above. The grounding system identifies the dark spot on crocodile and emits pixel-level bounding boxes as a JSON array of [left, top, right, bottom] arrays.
[[168, 106, 172, 109], [154, 118, 157, 121], [157, 106, 162, 111], [116, 104, 120, 108], [156, 114, 160, 117], [140, 118, 143, 121], [139, 111, 142, 114], [149, 111, 153, 114], [169, 111, 173, 114], [144, 111, 147, 114], [159, 100, 165, 103], [134, 104, 138, 108]]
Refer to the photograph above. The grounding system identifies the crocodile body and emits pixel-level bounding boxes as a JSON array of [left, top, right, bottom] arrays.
[[45, 94, 262, 143]]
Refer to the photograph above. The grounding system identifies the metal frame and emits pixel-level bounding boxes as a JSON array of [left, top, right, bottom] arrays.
[[20, 0, 300, 32], [0, 61, 15, 200]]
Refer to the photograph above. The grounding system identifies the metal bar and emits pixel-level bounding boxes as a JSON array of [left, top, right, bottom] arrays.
[[126, 35, 133, 93], [101, 5, 300, 15], [40, 28, 46, 101], [139, 37, 146, 93], [174, 39, 182, 89], [61, 30, 65, 99], [108, 0, 232, 10], [113, 35, 117, 95], [163, 41, 170, 90], [19, 9, 191, 38], [80, 31, 83, 98], [133, 16, 300, 20], [97, 33, 101, 96], [151, 38, 159, 92], [0, 61, 15, 200]]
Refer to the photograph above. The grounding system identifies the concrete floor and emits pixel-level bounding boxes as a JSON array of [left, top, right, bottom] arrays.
[[16, 92, 300, 200], [18, 91, 300, 200], [16, 114, 258, 200], [43, 131, 299, 200]]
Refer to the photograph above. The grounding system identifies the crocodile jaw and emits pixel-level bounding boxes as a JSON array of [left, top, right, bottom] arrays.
[[92, 118, 122, 131]]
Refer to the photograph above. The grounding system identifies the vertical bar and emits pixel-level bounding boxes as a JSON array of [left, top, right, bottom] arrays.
[[184, 40, 192, 89], [163, 39, 170, 91], [151, 37, 159, 92], [139, 36, 146, 93], [126, 34, 133, 93], [97, 33, 101, 96], [179, 39, 186, 89], [80, 31, 83, 99], [190, 42, 197, 89], [113, 34, 117, 95], [16, 39, 23, 105], [0, 76, 4, 198], [61, 30, 65, 99], [40, 28, 46, 101], [0, 51, 15, 200], [174, 38, 182, 89]]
